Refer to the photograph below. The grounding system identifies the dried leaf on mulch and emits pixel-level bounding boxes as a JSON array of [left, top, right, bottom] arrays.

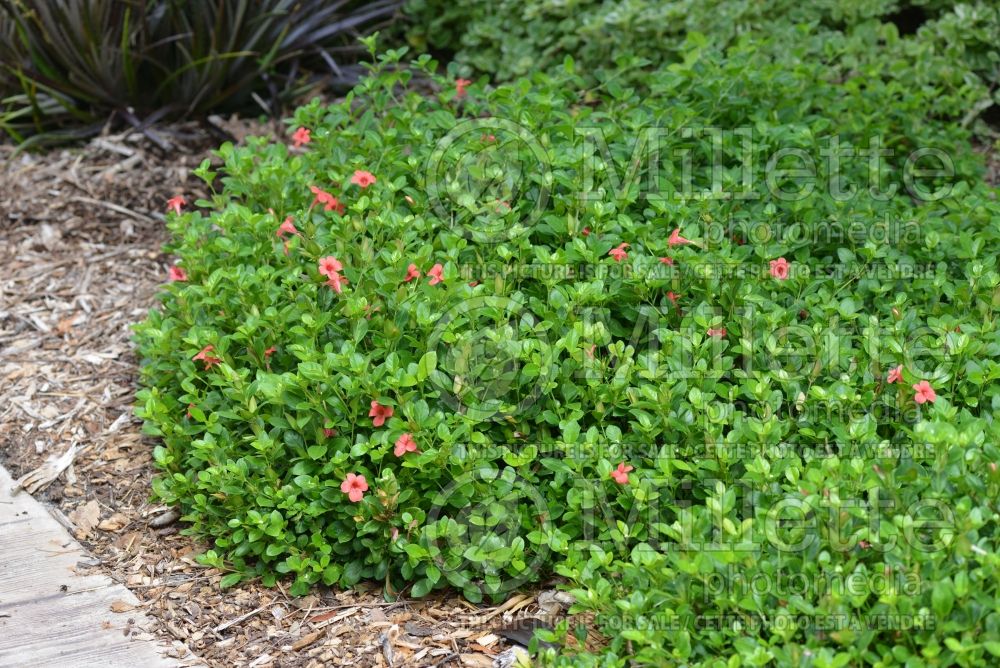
[[111, 599, 137, 613], [12, 443, 80, 494], [68, 499, 101, 538]]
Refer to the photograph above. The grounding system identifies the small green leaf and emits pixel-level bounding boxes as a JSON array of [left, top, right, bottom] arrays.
[[932, 580, 955, 618], [417, 351, 437, 382], [411, 577, 433, 598], [220, 573, 242, 589]]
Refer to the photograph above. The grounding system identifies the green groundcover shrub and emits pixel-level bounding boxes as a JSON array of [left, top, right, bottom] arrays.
[[404, 0, 999, 127], [404, 0, 914, 79], [136, 41, 1000, 666]]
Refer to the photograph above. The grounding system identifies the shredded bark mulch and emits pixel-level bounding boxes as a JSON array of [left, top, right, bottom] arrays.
[[0, 122, 601, 667], [979, 140, 1000, 187]]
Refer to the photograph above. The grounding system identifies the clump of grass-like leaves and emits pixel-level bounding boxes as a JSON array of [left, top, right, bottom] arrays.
[[0, 0, 402, 146]]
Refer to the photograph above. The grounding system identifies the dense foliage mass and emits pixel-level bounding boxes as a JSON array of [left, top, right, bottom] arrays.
[[0, 0, 401, 144], [404, 0, 1000, 127], [133, 2, 1000, 666]]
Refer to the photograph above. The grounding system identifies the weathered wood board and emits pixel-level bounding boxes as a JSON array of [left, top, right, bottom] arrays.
[[0, 465, 187, 667]]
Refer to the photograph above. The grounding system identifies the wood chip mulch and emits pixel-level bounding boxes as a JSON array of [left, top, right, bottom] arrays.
[[0, 123, 603, 667], [978, 140, 1000, 187]]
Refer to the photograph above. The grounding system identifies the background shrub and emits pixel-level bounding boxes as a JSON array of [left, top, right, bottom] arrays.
[[403, 0, 999, 129], [136, 35, 1000, 664]]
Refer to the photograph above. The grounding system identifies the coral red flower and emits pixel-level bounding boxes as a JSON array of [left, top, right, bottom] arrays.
[[193, 345, 222, 370], [318, 256, 343, 278], [668, 228, 692, 247], [455, 78, 472, 98], [468, 281, 479, 287], [887, 365, 902, 384], [166, 195, 186, 215], [264, 346, 277, 357], [323, 428, 337, 438], [482, 133, 497, 143], [403, 263, 421, 283], [659, 256, 674, 265], [610, 462, 633, 485], [325, 272, 349, 294], [608, 243, 629, 262], [292, 127, 311, 148], [582, 227, 591, 237], [276, 217, 300, 238], [369, 401, 393, 427], [707, 328, 727, 337], [394, 433, 419, 457], [340, 473, 368, 503], [427, 263, 444, 286], [913, 380, 937, 404], [769, 257, 790, 280], [351, 170, 376, 189], [168, 266, 188, 282], [667, 291, 680, 304], [309, 185, 345, 213]]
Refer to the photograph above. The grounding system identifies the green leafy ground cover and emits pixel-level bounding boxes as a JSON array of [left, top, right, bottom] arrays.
[[136, 5, 1000, 666]]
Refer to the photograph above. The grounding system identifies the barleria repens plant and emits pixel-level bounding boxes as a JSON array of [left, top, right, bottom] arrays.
[[136, 37, 1000, 666], [403, 0, 999, 132]]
